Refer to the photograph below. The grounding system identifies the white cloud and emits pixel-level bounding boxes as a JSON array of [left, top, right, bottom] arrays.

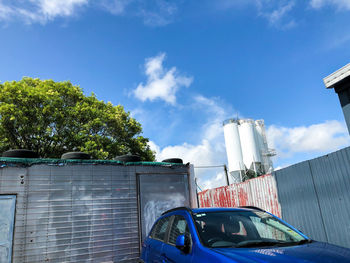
[[139, 0, 178, 26], [100, 0, 132, 15], [0, 0, 177, 26], [267, 2, 295, 26], [267, 120, 350, 157], [149, 95, 230, 165], [36, 0, 87, 19], [148, 95, 234, 190], [0, 0, 87, 23], [134, 53, 193, 105], [100, 0, 178, 26], [214, 0, 297, 28], [310, 0, 350, 10], [256, 0, 296, 29], [201, 172, 227, 190], [152, 140, 215, 166], [0, 2, 13, 20]]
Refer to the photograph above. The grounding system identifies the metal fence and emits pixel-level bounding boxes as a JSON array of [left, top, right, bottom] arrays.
[[198, 146, 350, 249], [274, 146, 350, 248], [198, 174, 281, 217]]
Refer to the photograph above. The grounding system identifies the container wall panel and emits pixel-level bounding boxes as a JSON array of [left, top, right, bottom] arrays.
[[0, 161, 192, 263], [248, 174, 281, 217], [274, 146, 350, 248], [309, 148, 350, 247], [198, 174, 281, 216], [197, 189, 212, 208], [274, 162, 327, 241]]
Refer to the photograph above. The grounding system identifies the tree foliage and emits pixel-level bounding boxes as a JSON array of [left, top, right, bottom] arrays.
[[0, 77, 155, 160]]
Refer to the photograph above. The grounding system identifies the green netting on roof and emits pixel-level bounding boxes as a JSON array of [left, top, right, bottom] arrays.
[[0, 157, 186, 167], [124, 161, 185, 166]]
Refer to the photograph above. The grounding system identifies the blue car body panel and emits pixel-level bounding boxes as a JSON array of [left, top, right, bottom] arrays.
[[140, 208, 350, 263], [212, 242, 350, 262]]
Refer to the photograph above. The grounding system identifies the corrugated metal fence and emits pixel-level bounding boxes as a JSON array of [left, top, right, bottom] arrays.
[[198, 174, 281, 217], [198, 146, 350, 249], [274, 146, 350, 248]]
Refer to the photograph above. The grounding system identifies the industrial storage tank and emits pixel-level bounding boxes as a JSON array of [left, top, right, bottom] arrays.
[[238, 119, 262, 170], [255, 120, 275, 173], [223, 118, 275, 182], [255, 120, 269, 171], [223, 119, 244, 182]]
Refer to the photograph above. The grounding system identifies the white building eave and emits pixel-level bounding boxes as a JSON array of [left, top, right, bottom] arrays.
[[324, 63, 350, 89]]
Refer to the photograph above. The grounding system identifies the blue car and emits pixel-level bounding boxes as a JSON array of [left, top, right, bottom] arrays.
[[140, 207, 350, 262]]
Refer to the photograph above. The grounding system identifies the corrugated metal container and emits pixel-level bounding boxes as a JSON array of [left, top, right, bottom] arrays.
[[274, 146, 350, 248], [198, 174, 281, 217], [0, 158, 197, 263]]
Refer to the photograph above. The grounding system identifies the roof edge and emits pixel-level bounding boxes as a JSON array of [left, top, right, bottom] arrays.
[[324, 63, 350, 89]]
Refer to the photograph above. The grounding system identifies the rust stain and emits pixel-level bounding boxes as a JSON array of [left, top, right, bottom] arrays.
[[197, 174, 281, 217]]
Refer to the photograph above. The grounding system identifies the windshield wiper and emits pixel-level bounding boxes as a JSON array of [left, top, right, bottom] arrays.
[[235, 240, 288, 248]]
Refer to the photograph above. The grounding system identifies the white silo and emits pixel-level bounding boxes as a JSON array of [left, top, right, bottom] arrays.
[[223, 119, 244, 182], [223, 118, 275, 183], [255, 120, 275, 173], [238, 119, 262, 173], [255, 120, 268, 170]]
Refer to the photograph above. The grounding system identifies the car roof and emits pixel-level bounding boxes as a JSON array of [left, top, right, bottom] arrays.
[[192, 207, 256, 213], [161, 206, 265, 216]]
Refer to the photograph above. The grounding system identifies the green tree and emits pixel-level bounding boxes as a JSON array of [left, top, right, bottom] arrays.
[[0, 77, 155, 160]]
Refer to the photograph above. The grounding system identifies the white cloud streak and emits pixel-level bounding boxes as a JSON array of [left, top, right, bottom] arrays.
[[217, 0, 350, 29], [148, 95, 233, 190], [256, 0, 296, 29], [36, 0, 87, 19], [134, 53, 193, 105], [100, 0, 132, 15], [267, 120, 350, 157], [0, 2, 13, 20], [0, 0, 178, 26], [310, 0, 350, 10], [0, 0, 88, 24], [139, 0, 178, 26], [201, 172, 226, 191], [2, 0, 350, 26]]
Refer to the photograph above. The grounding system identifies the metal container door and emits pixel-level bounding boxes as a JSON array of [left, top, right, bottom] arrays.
[[0, 195, 16, 263], [138, 173, 190, 243]]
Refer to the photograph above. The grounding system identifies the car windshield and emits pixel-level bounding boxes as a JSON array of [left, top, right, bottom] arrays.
[[193, 210, 308, 248]]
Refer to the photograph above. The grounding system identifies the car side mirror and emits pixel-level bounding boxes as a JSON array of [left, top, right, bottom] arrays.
[[176, 234, 191, 253], [176, 235, 185, 248], [175, 235, 187, 252]]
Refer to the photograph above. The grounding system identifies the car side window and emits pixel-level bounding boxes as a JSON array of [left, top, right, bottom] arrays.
[[168, 215, 191, 245], [150, 216, 172, 241]]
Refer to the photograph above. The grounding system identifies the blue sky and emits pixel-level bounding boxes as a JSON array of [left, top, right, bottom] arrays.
[[1, 0, 350, 189]]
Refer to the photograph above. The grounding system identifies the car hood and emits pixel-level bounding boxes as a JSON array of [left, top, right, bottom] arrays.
[[212, 241, 350, 263]]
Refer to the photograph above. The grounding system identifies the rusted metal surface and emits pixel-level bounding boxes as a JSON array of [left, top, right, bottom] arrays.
[[198, 174, 281, 217]]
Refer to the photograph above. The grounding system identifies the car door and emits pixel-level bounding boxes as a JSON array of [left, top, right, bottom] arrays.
[[161, 214, 193, 263], [146, 215, 172, 263]]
